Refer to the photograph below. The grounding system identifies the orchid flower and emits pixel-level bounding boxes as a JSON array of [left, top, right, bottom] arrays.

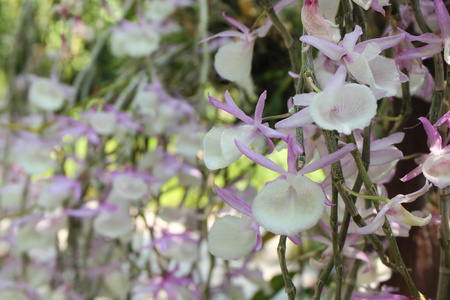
[[401, 114, 450, 188], [202, 0, 295, 81], [276, 66, 378, 135], [207, 184, 262, 260], [302, 0, 340, 43], [208, 183, 302, 260], [235, 133, 356, 236], [397, 0, 450, 65], [358, 181, 432, 235], [300, 25, 405, 97], [203, 91, 301, 170]]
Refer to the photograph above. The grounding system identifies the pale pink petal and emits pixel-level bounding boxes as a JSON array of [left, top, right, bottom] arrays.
[[213, 183, 252, 217], [299, 143, 356, 175], [323, 65, 347, 92], [342, 247, 371, 273], [300, 35, 347, 60], [435, 0, 450, 38], [254, 91, 267, 125], [371, 132, 404, 150], [355, 33, 404, 53], [235, 139, 287, 175], [274, 107, 314, 129], [370, 149, 403, 165], [419, 117, 442, 153], [199, 30, 242, 43], [397, 43, 443, 61], [400, 163, 425, 182], [341, 25, 363, 52], [208, 94, 251, 123], [222, 12, 249, 34], [400, 181, 432, 204]]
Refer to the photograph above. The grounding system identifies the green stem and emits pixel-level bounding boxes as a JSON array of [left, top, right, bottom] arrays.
[[198, 0, 210, 85], [314, 258, 334, 300], [408, 0, 432, 33], [347, 133, 426, 300], [390, 69, 412, 134], [430, 54, 446, 124], [264, 5, 299, 73], [437, 187, 450, 300], [277, 235, 297, 300], [331, 184, 343, 300], [322, 131, 396, 271]]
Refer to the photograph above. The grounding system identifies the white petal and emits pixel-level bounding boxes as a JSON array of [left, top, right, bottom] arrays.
[[422, 153, 450, 188], [203, 125, 256, 170], [318, 0, 340, 21], [352, 0, 372, 10], [214, 40, 255, 81], [252, 175, 325, 236], [310, 84, 377, 135], [345, 43, 380, 85], [444, 38, 450, 65], [208, 215, 256, 260], [28, 79, 65, 111], [367, 56, 401, 97]]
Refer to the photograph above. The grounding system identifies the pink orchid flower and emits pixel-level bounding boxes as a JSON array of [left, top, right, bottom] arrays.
[[397, 0, 450, 65], [401, 113, 450, 188], [235, 132, 356, 236], [300, 25, 405, 98], [275, 66, 378, 135], [202, 0, 296, 81], [203, 91, 301, 170], [358, 181, 432, 235]]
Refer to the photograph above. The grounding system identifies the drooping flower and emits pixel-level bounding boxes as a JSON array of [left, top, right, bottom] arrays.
[[235, 133, 356, 236], [202, 0, 296, 81], [357, 181, 433, 235], [401, 114, 450, 188]]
